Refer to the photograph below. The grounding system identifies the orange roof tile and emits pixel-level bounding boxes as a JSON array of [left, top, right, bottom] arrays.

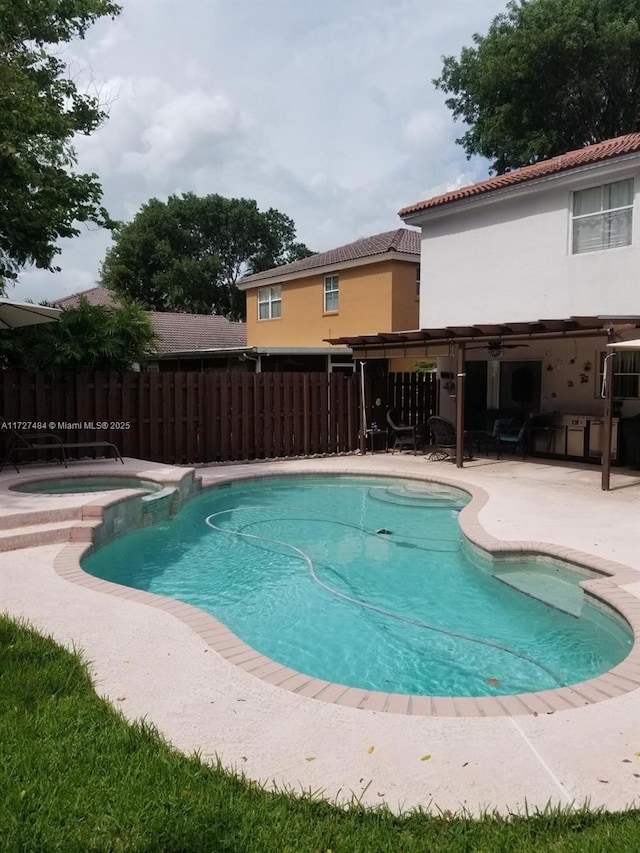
[[399, 133, 640, 218]]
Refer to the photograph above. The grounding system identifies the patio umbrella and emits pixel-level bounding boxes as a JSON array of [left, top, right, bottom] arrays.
[[0, 298, 62, 330], [607, 338, 640, 349]]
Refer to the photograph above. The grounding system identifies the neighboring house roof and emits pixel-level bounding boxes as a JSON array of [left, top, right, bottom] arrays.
[[54, 286, 118, 308], [150, 312, 246, 353], [52, 287, 247, 355], [238, 227, 420, 288], [399, 132, 640, 218]]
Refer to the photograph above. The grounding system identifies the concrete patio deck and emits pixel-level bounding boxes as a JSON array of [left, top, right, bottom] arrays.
[[1, 453, 639, 815]]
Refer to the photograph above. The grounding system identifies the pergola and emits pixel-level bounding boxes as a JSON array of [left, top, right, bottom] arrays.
[[328, 316, 640, 490]]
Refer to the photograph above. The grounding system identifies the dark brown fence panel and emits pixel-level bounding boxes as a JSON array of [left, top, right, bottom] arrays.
[[0, 369, 361, 466], [386, 371, 438, 432]]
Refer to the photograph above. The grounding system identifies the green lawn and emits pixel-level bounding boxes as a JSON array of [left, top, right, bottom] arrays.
[[1, 613, 638, 852]]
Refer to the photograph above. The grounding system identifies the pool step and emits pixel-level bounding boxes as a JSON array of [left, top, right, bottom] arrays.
[[0, 506, 82, 532], [493, 569, 584, 617], [0, 519, 96, 552]]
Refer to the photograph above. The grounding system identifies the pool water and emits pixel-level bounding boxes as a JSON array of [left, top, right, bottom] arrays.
[[82, 475, 632, 697]]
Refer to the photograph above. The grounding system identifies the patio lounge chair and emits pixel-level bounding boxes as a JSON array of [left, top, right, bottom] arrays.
[[426, 415, 473, 462], [0, 417, 124, 473], [386, 410, 421, 454]]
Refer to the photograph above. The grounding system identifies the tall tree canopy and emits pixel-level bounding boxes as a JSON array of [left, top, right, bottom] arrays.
[[0, 0, 120, 290], [434, 0, 640, 174], [100, 193, 314, 320], [0, 297, 156, 372]]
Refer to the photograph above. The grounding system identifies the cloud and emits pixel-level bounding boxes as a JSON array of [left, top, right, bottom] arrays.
[[120, 89, 243, 177], [11, 0, 509, 303], [403, 108, 451, 151]]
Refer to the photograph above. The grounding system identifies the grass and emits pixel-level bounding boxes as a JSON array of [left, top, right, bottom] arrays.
[[1, 613, 639, 852]]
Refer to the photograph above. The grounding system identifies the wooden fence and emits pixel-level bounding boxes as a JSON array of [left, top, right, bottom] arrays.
[[0, 370, 359, 465], [0, 369, 437, 465], [386, 371, 438, 434]]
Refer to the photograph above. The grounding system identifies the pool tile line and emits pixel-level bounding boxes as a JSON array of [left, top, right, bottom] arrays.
[[38, 464, 640, 717]]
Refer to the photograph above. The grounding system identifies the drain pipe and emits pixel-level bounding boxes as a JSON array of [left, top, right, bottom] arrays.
[[359, 361, 367, 455], [455, 342, 466, 468], [601, 328, 616, 490]]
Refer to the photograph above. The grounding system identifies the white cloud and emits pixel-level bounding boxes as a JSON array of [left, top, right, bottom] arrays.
[[120, 89, 243, 177], [403, 108, 450, 151]]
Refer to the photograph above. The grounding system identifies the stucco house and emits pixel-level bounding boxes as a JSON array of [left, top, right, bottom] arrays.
[[331, 133, 640, 471], [237, 228, 421, 372]]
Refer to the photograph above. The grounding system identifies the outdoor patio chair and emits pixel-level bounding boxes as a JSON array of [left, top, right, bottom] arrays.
[[494, 415, 532, 459], [386, 410, 420, 455], [426, 415, 474, 462], [0, 417, 124, 473]]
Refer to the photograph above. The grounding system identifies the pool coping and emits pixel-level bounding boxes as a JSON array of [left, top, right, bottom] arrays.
[[51, 466, 640, 718]]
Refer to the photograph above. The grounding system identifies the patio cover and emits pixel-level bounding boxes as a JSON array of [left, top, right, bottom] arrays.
[[327, 316, 640, 486], [327, 316, 640, 354]]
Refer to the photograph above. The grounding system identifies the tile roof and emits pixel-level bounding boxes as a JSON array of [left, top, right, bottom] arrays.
[[399, 132, 640, 218], [240, 227, 420, 285], [52, 287, 246, 353], [150, 312, 246, 353], [53, 286, 118, 308]]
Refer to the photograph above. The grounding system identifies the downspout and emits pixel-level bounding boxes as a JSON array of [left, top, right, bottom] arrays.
[[601, 329, 615, 491], [455, 342, 466, 468], [359, 361, 367, 455]]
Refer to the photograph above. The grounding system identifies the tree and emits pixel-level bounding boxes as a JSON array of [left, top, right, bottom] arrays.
[[0, 0, 121, 289], [0, 297, 156, 372], [434, 0, 640, 174], [100, 193, 314, 320]]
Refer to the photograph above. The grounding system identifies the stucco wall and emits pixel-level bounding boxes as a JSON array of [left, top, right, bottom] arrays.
[[245, 260, 419, 347], [417, 161, 640, 329], [436, 337, 640, 422]]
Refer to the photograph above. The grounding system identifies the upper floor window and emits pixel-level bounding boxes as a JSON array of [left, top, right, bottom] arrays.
[[257, 285, 281, 320], [416, 264, 421, 299], [324, 274, 339, 312], [572, 178, 633, 255]]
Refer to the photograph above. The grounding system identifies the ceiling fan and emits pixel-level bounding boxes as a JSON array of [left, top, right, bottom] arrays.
[[467, 341, 529, 357]]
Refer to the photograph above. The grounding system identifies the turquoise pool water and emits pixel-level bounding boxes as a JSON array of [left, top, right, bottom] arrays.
[[82, 475, 632, 697]]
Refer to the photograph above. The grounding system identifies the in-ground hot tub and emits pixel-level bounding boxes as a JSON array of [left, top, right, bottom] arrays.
[[10, 476, 162, 495]]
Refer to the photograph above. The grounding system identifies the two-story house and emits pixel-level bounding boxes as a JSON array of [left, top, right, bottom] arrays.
[[331, 134, 640, 469], [237, 228, 421, 372]]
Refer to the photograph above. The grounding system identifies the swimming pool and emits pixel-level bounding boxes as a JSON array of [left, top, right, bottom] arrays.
[[82, 475, 632, 697]]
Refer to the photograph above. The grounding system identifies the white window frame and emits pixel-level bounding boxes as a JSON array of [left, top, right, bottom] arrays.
[[571, 178, 634, 255], [257, 285, 281, 320], [324, 274, 339, 312]]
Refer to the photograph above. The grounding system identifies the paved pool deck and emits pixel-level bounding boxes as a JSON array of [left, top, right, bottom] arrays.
[[1, 453, 639, 815]]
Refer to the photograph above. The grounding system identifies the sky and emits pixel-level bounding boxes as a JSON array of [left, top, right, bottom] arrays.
[[11, 0, 508, 304]]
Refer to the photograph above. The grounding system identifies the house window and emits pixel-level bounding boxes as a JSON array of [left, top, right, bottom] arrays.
[[599, 350, 640, 398], [324, 275, 339, 312], [416, 264, 421, 299], [257, 285, 281, 320], [572, 178, 633, 254]]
